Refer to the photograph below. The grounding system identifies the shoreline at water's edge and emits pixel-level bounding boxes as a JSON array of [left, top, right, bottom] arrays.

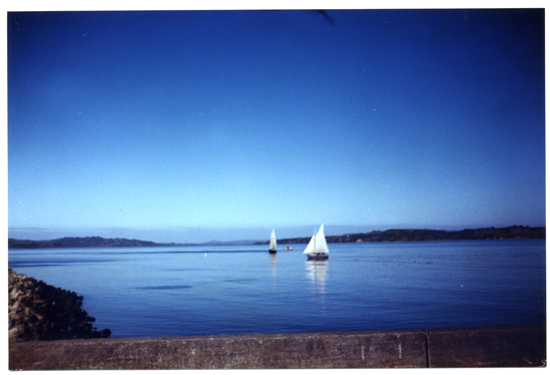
[[7, 236, 186, 249], [257, 225, 546, 245], [9, 324, 546, 369], [8, 225, 546, 249]]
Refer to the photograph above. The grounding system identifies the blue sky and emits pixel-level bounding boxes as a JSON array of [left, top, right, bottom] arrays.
[[7, 9, 546, 242]]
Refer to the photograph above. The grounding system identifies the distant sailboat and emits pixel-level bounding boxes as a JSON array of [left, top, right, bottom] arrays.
[[303, 224, 329, 260], [269, 229, 277, 253]]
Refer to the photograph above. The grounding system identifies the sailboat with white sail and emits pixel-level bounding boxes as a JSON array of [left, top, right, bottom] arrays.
[[269, 229, 277, 253], [303, 224, 329, 260]]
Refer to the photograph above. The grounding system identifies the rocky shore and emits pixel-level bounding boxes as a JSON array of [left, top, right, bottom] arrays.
[[8, 268, 111, 342]]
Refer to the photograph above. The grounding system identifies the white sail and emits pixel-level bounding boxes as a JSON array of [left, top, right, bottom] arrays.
[[303, 224, 329, 254], [303, 232, 316, 254], [269, 229, 277, 251], [314, 224, 329, 253]]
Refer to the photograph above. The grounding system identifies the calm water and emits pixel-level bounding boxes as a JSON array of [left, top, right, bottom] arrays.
[[8, 239, 546, 338]]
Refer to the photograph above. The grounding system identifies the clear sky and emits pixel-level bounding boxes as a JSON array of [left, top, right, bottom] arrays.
[[7, 9, 546, 243]]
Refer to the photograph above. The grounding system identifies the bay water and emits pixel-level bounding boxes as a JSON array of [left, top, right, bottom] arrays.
[[8, 239, 546, 338]]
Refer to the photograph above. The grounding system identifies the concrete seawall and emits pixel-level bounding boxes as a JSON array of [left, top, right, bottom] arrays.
[[9, 324, 546, 369]]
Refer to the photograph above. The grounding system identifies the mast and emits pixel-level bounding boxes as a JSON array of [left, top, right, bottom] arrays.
[[314, 227, 316, 252]]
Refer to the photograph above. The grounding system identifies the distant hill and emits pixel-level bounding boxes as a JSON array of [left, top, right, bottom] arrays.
[[7, 236, 258, 249], [255, 226, 546, 245], [8, 236, 183, 249]]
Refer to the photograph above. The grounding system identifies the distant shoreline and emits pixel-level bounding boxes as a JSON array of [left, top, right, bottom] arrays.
[[7, 225, 545, 249], [8, 236, 184, 249], [257, 225, 545, 245]]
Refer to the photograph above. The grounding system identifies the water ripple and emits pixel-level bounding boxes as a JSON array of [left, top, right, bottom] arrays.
[[135, 285, 192, 290], [8, 259, 115, 267], [224, 278, 257, 283]]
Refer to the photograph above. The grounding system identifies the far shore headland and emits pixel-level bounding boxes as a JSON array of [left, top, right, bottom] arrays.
[[7, 225, 545, 249]]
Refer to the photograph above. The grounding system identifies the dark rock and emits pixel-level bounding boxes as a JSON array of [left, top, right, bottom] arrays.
[[8, 268, 111, 342]]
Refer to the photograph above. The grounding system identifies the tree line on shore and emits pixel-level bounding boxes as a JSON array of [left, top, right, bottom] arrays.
[[260, 225, 546, 245]]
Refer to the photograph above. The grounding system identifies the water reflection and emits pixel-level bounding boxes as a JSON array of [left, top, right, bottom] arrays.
[[269, 253, 276, 278], [305, 260, 328, 295]]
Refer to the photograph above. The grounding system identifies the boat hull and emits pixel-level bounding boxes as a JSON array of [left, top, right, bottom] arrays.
[[306, 253, 328, 260], [268, 250, 276, 254]]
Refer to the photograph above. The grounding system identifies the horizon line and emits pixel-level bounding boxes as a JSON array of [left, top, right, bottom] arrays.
[[7, 224, 545, 244]]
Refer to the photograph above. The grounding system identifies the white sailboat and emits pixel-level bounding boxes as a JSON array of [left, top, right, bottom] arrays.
[[269, 229, 277, 253], [303, 224, 329, 260]]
